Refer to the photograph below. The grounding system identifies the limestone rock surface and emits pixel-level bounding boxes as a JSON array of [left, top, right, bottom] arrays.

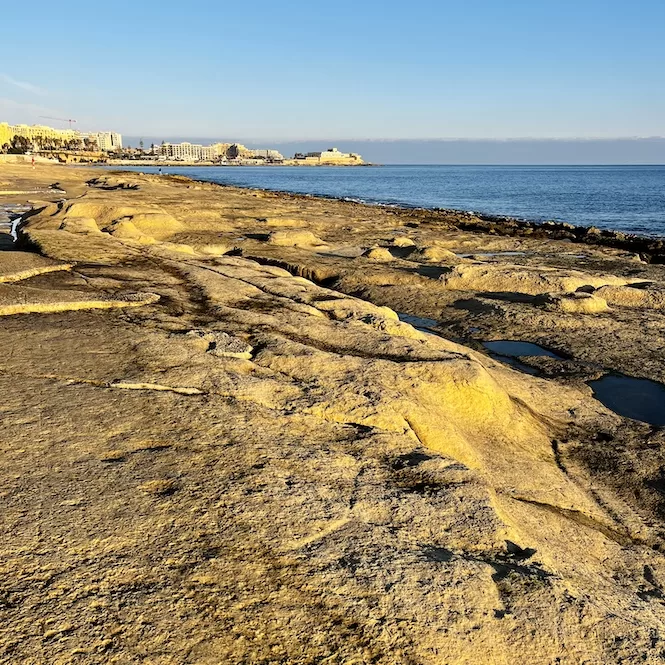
[[362, 246, 394, 262], [596, 283, 665, 310], [535, 291, 611, 313], [412, 244, 461, 263], [267, 229, 325, 247], [1, 162, 665, 664], [438, 262, 636, 294]]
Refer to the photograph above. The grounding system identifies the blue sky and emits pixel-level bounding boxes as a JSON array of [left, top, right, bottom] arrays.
[[1, 0, 663, 140]]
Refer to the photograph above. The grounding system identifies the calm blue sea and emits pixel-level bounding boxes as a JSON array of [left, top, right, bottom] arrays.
[[112, 165, 665, 237]]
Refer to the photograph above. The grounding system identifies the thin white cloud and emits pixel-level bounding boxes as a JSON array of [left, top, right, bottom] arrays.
[[0, 73, 46, 96], [0, 97, 59, 118]]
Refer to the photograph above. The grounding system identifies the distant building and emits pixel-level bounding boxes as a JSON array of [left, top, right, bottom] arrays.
[[225, 143, 250, 160], [159, 141, 225, 161], [0, 122, 122, 152], [161, 142, 197, 160], [94, 132, 123, 152], [156, 141, 282, 162], [0, 122, 11, 148], [248, 148, 284, 161], [11, 123, 80, 144], [79, 131, 123, 152], [209, 142, 232, 159], [294, 147, 363, 165]]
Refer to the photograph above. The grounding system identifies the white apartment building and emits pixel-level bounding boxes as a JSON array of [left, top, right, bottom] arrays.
[[161, 142, 204, 160], [159, 142, 226, 161], [95, 132, 123, 151], [80, 131, 123, 152], [156, 142, 284, 162]]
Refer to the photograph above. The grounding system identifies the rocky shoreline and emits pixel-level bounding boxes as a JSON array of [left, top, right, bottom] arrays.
[[1, 162, 665, 663], [434, 209, 665, 262], [150, 169, 665, 261]]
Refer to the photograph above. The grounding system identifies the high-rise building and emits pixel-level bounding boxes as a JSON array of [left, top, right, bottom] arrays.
[[79, 131, 122, 151], [94, 132, 123, 151]]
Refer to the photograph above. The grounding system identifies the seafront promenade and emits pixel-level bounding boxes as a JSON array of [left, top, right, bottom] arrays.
[[1, 161, 665, 663]]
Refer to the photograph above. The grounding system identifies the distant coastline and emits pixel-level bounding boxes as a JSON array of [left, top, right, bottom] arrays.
[[106, 159, 374, 168], [123, 136, 665, 165]]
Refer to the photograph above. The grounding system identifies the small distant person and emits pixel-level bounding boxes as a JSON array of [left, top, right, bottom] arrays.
[[158, 167, 162, 176], [31, 156, 35, 170]]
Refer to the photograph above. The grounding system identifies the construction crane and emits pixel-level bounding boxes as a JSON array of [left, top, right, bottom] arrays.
[[39, 116, 77, 129]]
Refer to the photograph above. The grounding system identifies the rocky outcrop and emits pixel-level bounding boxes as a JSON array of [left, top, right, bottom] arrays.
[[534, 291, 610, 313], [438, 262, 637, 294], [595, 283, 665, 310], [411, 244, 461, 263], [362, 246, 394, 262], [267, 229, 325, 247], [24, 200, 185, 241], [391, 236, 416, 247]]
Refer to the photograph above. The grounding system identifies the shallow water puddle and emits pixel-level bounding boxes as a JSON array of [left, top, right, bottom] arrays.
[[589, 374, 665, 426], [0, 204, 30, 223], [482, 340, 564, 360], [481, 340, 565, 376], [0, 205, 30, 244], [398, 313, 441, 331]]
